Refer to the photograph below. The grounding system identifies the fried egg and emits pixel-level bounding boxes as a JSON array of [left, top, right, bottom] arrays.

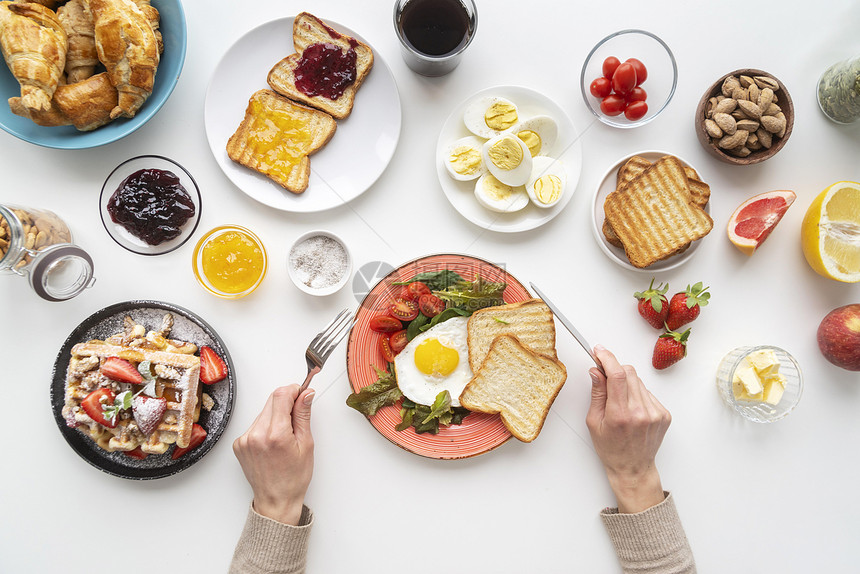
[[474, 173, 529, 213], [482, 133, 533, 187], [526, 156, 567, 208], [394, 316, 473, 407], [463, 96, 519, 139], [510, 115, 558, 157], [443, 136, 487, 181]]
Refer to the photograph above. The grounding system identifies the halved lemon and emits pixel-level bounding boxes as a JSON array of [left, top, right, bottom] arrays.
[[801, 181, 860, 283], [727, 190, 796, 255]]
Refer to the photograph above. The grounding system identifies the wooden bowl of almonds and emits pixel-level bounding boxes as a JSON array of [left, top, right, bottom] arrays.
[[695, 69, 794, 165]]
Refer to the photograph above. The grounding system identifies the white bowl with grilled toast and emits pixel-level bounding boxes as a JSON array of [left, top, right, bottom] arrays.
[[592, 151, 713, 272]]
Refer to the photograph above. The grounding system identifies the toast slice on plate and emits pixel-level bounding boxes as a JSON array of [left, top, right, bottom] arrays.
[[459, 334, 567, 443], [267, 12, 373, 120], [466, 299, 557, 373], [226, 89, 337, 194]]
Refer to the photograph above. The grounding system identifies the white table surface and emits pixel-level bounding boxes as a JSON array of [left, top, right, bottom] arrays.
[[2, 0, 860, 572]]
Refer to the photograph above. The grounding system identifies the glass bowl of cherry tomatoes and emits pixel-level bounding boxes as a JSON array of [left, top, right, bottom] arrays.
[[580, 30, 678, 128]]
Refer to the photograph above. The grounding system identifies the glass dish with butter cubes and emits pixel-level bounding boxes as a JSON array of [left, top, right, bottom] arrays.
[[716, 346, 802, 423]]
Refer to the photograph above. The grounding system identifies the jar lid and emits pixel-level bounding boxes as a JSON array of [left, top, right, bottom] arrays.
[[27, 244, 95, 301]]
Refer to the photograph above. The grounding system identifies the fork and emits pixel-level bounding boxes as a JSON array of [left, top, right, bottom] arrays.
[[300, 308, 354, 392]]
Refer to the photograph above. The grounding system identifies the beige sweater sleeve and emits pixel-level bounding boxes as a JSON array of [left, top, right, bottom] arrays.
[[600, 492, 696, 574], [229, 504, 314, 574]]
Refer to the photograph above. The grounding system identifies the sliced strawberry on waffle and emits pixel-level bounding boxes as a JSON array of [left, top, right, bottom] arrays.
[[101, 357, 143, 384], [81, 388, 118, 428], [171, 424, 207, 460], [199, 346, 228, 385]]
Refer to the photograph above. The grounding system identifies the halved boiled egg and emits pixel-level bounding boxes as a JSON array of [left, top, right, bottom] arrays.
[[526, 156, 566, 208], [463, 96, 519, 139], [474, 173, 529, 213], [510, 115, 558, 157], [443, 136, 487, 181], [482, 133, 533, 187]]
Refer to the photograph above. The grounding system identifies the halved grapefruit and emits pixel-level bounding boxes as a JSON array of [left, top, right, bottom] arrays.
[[727, 190, 796, 255], [801, 181, 860, 283]]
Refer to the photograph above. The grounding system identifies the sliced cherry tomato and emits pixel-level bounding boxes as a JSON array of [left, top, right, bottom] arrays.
[[625, 58, 647, 85], [600, 94, 627, 116], [602, 56, 621, 79], [379, 335, 397, 362], [389, 330, 409, 354], [589, 77, 612, 99], [369, 314, 402, 333], [418, 294, 445, 318], [624, 101, 648, 121], [388, 298, 419, 322], [625, 86, 647, 103], [612, 62, 637, 95], [401, 282, 431, 301]]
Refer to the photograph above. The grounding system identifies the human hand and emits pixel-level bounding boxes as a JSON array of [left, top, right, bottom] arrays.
[[233, 385, 315, 526], [585, 345, 671, 514]]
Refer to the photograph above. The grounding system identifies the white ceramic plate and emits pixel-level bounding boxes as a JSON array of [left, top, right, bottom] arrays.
[[204, 17, 401, 213], [435, 86, 582, 232], [592, 150, 710, 272]]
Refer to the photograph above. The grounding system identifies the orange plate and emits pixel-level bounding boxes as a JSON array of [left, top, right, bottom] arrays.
[[346, 254, 531, 459]]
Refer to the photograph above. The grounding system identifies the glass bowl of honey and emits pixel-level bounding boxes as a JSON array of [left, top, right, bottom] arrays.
[[192, 225, 267, 299]]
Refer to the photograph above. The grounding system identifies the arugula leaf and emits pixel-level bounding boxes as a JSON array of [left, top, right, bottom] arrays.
[[392, 270, 465, 291], [346, 364, 403, 417], [396, 391, 471, 434], [419, 307, 470, 332], [422, 391, 453, 424], [433, 275, 506, 313]]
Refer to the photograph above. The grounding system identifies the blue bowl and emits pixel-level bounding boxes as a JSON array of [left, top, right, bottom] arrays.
[[0, 0, 186, 149]]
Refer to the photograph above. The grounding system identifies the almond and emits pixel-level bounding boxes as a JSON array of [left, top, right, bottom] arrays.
[[757, 88, 774, 113], [722, 76, 741, 97], [754, 76, 779, 91], [719, 129, 749, 150], [713, 112, 737, 135], [714, 98, 738, 114], [738, 99, 763, 120], [761, 114, 784, 134], [756, 127, 773, 149], [736, 119, 760, 132], [740, 75, 755, 88], [704, 118, 723, 138], [729, 146, 752, 157]]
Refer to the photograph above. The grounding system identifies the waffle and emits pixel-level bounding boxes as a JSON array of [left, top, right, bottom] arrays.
[[62, 315, 203, 455]]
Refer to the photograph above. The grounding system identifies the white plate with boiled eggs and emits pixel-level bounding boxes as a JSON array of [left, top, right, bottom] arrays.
[[435, 86, 582, 232]]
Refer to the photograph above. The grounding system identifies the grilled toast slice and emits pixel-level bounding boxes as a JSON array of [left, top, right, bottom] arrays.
[[226, 89, 336, 194], [267, 12, 373, 120], [466, 299, 557, 373], [459, 334, 567, 443], [603, 155, 713, 268]]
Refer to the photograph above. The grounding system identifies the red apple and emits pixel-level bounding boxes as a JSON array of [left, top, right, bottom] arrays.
[[817, 304, 860, 371]]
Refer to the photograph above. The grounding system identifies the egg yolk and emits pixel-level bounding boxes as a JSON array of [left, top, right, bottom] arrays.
[[481, 176, 513, 200], [484, 102, 517, 130], [517, 130, 542, 156], [534, 174, 563, 204], [414, 338, 460, 376], [487, 136, 523, 170], [449, 146, 482, 175]]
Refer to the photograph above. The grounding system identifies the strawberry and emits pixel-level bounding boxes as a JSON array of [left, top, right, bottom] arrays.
[[665, 282, 710, 331], [101, 357, 143, 384], [199, 346, 228, 385], [171, 423, 207, 460], [81, 388, 118, 428], [124, 447, 148, 460], [634, 278, 669, 329], [132, 395, 167, 436], [652, 328, 691, 370]]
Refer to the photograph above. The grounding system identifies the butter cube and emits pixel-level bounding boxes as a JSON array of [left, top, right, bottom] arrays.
[[762, 376, 786, 405], [747, 349, 780, 378], [733, 364, 763, 397]]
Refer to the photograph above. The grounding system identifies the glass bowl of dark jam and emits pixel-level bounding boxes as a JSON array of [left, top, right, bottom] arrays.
[[100, 155, 201, 256], [580, 30, 677, 129]]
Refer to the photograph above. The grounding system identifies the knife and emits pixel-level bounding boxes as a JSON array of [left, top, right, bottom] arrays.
[[530, 282, 605, 376]]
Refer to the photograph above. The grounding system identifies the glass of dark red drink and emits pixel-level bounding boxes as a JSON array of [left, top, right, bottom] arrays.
[[394, 0, 477, 76]]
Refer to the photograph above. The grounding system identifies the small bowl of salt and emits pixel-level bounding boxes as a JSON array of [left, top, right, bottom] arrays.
[[288, 230, 352, 296]]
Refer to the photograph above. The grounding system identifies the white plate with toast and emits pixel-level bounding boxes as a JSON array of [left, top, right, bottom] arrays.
[[592, 150, 711, 272], [436, 86, 582, 232], [204, 16, 401, 213]]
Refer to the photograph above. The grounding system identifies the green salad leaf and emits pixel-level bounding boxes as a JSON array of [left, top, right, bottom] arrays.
[[398, 391, 471, 434], [346, 364, 402, 417], [419, 307, 470, 333], [433, 275, 506, 313], [392, 270, 465, 291]]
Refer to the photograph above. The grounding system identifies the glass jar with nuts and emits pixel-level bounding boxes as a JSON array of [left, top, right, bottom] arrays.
[[817, 56, 860, 124], [0, 204, 95, 301]]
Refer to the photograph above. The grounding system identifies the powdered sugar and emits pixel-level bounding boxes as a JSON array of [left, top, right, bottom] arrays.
[[289, 235, 349, 289]]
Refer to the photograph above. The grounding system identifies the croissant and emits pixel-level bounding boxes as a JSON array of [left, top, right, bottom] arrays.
[[88, 0, 159, 119], [58, 0, 97, 83], [9, 72, 119, 131], [133, 0, 162, 54], [0, 1, 67, 112]]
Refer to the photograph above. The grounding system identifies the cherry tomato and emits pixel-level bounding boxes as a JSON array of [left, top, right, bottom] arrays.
[[600, 94, 627, 116], [379, 335, 396, 362], [625, 58, 647, 85], [612, 62, 637, 95], [369, 315, 402, 333], [401, 282, 431, 301], [589, 77, 612, 99], [389, 330, 409, 354], [388, 298, 419, 322], [624, 101, 648, 121], [418, 294, 445, 318], [602, 56, 620, 79], [625, 86, 647, 103]]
